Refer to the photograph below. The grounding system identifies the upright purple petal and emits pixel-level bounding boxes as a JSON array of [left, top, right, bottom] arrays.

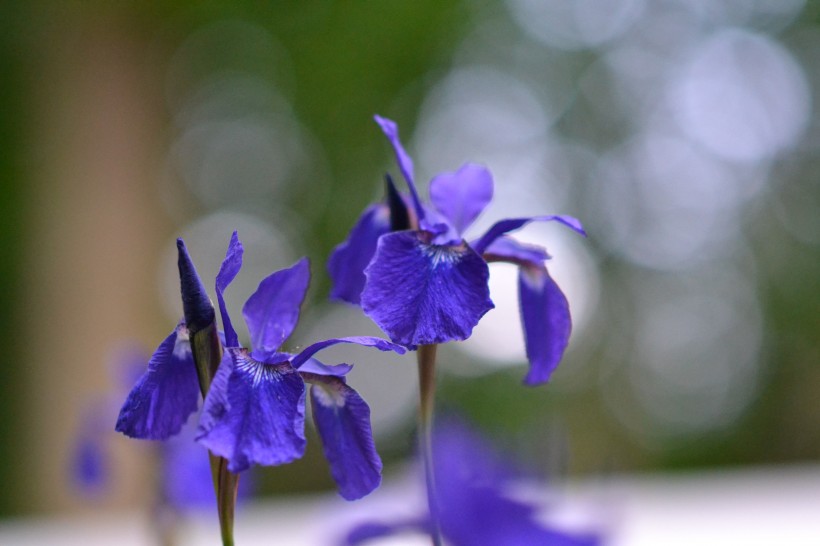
[[429, 163, 493, 237], [481, 236, 550, 265], [196, 349, 306, 473], [361, 231, 494, 345], [373, 115, 426, 223], [177, 239, 214, 334], [302, 373, 382, 500], [472, 215, 587, 256], [519, 264, 571, 385], [290, 336, 406, 370], [115, 325, 200, 440], [243, 258, 310, 352], [215, 231, 244, 348], [328, 204, 391, 305]]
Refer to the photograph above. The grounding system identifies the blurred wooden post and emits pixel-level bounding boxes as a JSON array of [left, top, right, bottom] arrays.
[[23, 9, 168, 513]]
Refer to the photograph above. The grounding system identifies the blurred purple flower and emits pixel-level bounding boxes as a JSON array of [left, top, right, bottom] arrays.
[[329, 115, 586, 384], [344, 419, 601, 546], [116, 232, 405, 500]]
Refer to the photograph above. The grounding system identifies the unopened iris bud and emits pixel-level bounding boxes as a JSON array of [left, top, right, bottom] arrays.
[[177, 238, 215, 334], [385, 174, 411, 232]]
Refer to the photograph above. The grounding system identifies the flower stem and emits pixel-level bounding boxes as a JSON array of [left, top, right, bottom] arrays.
[[189, 324, 238, 546], [417, 344, 443, 546]]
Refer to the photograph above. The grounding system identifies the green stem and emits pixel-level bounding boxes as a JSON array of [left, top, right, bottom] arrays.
[[189, 323, 238, 546], [417, 344, 443, 546]]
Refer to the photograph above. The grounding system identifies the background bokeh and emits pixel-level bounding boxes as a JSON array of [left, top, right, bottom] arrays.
[[1, 0, 819, 519]]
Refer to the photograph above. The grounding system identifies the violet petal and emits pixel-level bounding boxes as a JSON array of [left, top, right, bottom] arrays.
[[481, 236, 550, 266], [303, 373, 382, 500], [328, 204, 391, 305], [472, 215, 586, 256], [373, 115, 426, 222], [243, 257, 310, 352], [215, 231, 244, 348], [290, 336, 406, 370], [115, 325, 199, 440], [519, 264, 572, 385], [196, 349, 306, 473], [361, 231, 494, 345], [429, 163, 493, 237]]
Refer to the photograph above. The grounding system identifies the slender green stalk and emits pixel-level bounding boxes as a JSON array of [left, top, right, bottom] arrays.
[[417, 344, 443, 546], [190, 324, 239, 546]]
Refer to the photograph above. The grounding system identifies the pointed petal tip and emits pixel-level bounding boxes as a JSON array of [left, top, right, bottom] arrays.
[[176, 239, 214, 333]]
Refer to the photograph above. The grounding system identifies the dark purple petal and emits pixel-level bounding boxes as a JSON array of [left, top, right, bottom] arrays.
[[519, 264, 571, 385], [197, 349, 306, 473], [302, 373, 382, 500], [177, 239, 214, 334], [481, 236, 550, 266], [290, 336, 406, 370], [328, 204, 391, 305], [472, 215, 586, 256], [374, 115, 426, 223], [361, 231, 494, 345], [215, 231, 244, 348], [115, 325, 199, 440], [429, 163, 493, 237], [242, 258, 310, 352]]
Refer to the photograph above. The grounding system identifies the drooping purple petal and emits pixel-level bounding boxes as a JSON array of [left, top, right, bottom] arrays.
[[361, 231, 494, 345], [243, 258, 310, 352], [290, 336, 406, 370], [429, 163, 494, 237], [115, 325, 199, 440], [374, 115, 426, 223], [472, 215, 587, 256], [518, 264, 571, 385], [197, 348, 306, 473], [215, 231, 244, 348], [328, 204, 391, 305], [177, 239, 215, 334], [481, 236, 550, 266], [302, 373, 382, 500]]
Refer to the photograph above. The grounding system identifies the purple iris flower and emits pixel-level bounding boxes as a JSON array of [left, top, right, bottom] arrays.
[[329, 115, 586, 384], [117, 232, 405, 500], [344, 419, 601, 546]]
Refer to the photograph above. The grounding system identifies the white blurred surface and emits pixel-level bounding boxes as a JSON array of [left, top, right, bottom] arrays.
[[4, 465, 820, 545]]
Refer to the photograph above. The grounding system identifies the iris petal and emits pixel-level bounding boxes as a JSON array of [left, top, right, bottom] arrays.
[[429, 163, 493, 237], [373, 115, 426, 223], [290, 336, 406, 369], [215, 231, 244, 348], [472, 215, 586, 256], [243, 257, 310, 352], [115, 325, 199, 440], [361, 231, 494, 345], [519, 264, 572, 385], [328, 204, 391, 305], [197, 349, 306, 473], [481, 236, 550, 266], [176, 239, 214, 333], [302, 373, 382, 500]]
